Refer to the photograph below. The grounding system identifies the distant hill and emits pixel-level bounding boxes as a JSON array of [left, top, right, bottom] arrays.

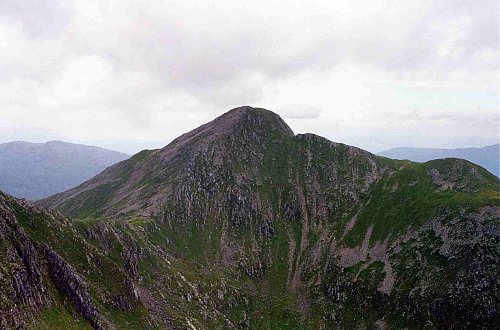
[[378, 144, 499, 177], [0, 141, 129, 200]]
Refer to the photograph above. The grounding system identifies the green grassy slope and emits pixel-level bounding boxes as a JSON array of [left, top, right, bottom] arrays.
[[13, 106, 498, 328]]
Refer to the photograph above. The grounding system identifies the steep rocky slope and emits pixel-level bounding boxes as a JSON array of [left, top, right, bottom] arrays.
[[0, 141, 129, 200], [17, 106, 500, 328], [1, 191, 252, 329], [0, 191, 128, 329]]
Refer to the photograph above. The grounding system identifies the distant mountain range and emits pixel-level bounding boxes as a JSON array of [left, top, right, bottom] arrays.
[[0, 141, 129, 200], [378, 144, 499, 177]]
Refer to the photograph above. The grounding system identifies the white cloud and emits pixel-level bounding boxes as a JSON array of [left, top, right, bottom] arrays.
[[278, 105, 322, 120], [0, 0, 498, 153]]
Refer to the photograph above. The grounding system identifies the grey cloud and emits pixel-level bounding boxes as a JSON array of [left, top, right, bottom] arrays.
[[0, 125, 63, 143], [387, 109, 499, 126], [278, 105, 322, 119], [0, 0, 497, 152], [2, 0, 497, 104], [0, 0, 71, 37]]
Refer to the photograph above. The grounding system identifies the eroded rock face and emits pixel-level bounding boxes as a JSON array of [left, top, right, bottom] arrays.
[[44, 247, 104, 329], [0, 193, 108, 329], [324, 206, 500, 328], [0, 195, 50, 328]]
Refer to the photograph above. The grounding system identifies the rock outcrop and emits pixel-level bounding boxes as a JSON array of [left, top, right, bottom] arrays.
[[0, 193, 105, 328]]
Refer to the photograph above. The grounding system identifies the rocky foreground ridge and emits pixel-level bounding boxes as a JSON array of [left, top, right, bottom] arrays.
[[1, 106, 498, 328]]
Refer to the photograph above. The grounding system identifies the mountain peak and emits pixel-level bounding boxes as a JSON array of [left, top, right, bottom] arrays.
[[222, 105, 294, 134], [163, 106, 294, 153]]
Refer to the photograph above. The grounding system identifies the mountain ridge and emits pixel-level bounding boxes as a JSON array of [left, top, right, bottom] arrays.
[[379, 144, 499, 177], [41, 106, 380, 220], [4, 106, 499, 328]]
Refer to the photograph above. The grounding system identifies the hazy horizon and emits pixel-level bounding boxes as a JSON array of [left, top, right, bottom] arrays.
[[0, 113, 499, 155]]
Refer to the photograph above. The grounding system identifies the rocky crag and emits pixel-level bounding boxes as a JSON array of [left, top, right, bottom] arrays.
[[1, 106, 498, 328]]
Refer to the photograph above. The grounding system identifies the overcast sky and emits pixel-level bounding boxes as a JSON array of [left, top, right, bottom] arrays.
[[0, 0, 498, 154]]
